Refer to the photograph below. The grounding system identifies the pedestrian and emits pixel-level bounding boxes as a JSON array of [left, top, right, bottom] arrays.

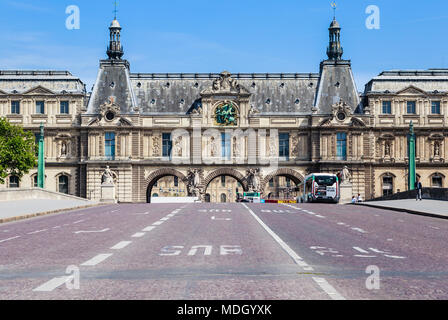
[[415, 178, 423, 201], [357, 193, 363, 203], [351, 196, 356, 204]]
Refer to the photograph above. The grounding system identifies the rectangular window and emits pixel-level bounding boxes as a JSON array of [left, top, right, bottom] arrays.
[[279, 133, 290, 159], [174, 176, 179, 187], [221, 132, 231, 160], [221, 176, 226, 187], [105, 132, 116, 160], [407, 101, 416, 114], [162, 133, 172, 158], [9, 176, 19, 188], [431, 101, 441, 115], [36, 101, 45, 114], [11, 101, 20, 114], [337, 133, 347, 161], [60, 101, 69, 114], [382, 101, 391, 114]]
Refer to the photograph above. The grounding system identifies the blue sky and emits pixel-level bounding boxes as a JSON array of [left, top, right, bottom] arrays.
[[1, 0, 448, 91]]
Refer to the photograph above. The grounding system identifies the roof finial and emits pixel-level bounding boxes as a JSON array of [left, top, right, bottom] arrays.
[[113, 0, 118, 20], [331, 1, 337, 19]]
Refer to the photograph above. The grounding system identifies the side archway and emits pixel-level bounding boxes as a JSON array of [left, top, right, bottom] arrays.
[[145, 168, 188, 203]]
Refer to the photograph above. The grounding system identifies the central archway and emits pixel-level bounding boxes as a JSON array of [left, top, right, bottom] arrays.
[[203, 168, 248, 203], [145, 168, 188, 203], [262, 168, 304, 200]]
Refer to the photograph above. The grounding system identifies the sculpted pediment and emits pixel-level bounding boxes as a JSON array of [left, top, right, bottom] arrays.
[[23, 85, 56, 95], [396, 85, 426, 96], [0, 89, 7, 95], [201, 71, 250, 96]]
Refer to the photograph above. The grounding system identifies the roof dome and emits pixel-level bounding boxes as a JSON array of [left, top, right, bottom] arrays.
[[329, 18, 340, 29], [110, 19, 121, 28]]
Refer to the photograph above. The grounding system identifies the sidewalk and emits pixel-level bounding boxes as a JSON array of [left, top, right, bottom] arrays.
[[0, 199, 100, 224], [358, 199, 448, 219]]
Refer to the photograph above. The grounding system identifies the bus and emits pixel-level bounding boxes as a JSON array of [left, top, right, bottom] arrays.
[[298, 173, 339, 203], [243, 192, 262, 203]]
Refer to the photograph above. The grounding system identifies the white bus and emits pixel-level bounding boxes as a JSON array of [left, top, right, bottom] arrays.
[[298, 173, 340, 203]]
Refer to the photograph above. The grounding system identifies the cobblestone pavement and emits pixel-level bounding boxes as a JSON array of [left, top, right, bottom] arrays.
[[0, 202, 447, 300]]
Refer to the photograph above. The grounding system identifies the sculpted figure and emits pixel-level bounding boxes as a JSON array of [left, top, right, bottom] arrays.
[[341, 166, 351, 183], [101, 166, 115, 185]]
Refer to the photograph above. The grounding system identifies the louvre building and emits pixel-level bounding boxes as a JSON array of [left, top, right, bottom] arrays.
[[1, 17, 447, 202]]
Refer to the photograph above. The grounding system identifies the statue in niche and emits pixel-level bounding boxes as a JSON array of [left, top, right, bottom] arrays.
[[340, 166, 351, 184], [247, 168, 260, 192], [61, 142, 67, 157], [152, 135, 160, 157], [187, 169, 201, 197], [434, 142, 441, 157], [210, 136, 218, 157], [174, 136, 183, 157], [385, 142, 391, 157], [233, 136, 241, 158]]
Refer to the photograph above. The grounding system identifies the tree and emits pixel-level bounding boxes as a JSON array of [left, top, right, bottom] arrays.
[[0, 118, 37, 184]]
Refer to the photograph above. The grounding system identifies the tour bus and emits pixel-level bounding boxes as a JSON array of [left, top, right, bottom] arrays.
[[298, 173, 340, 203]]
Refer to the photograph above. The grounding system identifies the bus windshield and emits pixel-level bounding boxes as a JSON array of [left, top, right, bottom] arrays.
[[315, 176, 337, 186]]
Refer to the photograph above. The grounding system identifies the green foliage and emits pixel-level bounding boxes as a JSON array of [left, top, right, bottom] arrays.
[[0, 118, 37, 184]]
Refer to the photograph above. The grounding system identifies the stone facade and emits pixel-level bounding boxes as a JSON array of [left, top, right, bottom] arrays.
[[1, 18, 447, 202]]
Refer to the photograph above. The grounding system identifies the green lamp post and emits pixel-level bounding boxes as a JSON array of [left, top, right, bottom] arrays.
[[408, 121, 416, 191], [37, 123, 45, 189]]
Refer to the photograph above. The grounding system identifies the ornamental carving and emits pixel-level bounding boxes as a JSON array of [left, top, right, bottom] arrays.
[[100, 96, 120, 120], [212, 71, 240, 92], [214, 101, 238, 126]]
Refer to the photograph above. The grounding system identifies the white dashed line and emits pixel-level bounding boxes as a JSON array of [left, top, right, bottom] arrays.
[[160, 217, 170, 221], [132, 232, 146, 238], [53, 226, 61, 229], [81, 254, 113, 266], [73, 220, 85, 224], [353, 247, 369, 254], [142, 226, 156, 232], [27, 229, 48, 235], [0, 236, 20, 243], [33, 276, 72, 292], [111, 241, 132, 250], [152, 221, 164, 226]]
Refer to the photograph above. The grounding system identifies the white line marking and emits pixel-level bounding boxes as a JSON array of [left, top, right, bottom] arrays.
[[27, 229, 48, 235], [351, 227, 367, 234], [384, 255, 406, 259], [53, 226, 61, 229], [0, 236, 20, 243], [132, 232, 146, 238], [74, 228, 110, 234], [369, 248, 386, 254], [33, 276, 72, 292], [142, 226, 156, 232], [73, 220, 85, 224], [354, 255, 377, 258], [429, 226, 440, 230], [81, 253, 113, 266], [152, 221, 164, 226], [353, 247, 369, 253], [160, 217, 170, 221], [312, 277, 346, 300], [111, 241, 132, 250], [242, 204, 313, 271]]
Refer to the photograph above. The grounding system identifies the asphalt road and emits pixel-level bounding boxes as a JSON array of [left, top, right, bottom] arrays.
[[0, 202, 447, 300]]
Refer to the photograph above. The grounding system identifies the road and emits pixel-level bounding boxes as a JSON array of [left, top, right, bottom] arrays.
[[0, 202, 447, 300]]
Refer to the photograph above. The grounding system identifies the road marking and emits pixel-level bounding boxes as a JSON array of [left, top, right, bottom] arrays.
[[27, 229, 48, 235], [160, 217, 170, 221], [74, 228, 110, 234], [384, 255, 406, 259], [0, 236, 20, 243], [73, 220, 85, 224], [429, 226, 440, 230], [111, 241, 132, 250], [152, 221, 164, 226], [351, 227, 367, 234], [135, 212, 150, 215], [111, 210, 119, 213], [132, 232, 146, 238], [142, 226, 156, 232], [211, 216, 232, 221], [353, 247, 369, 254], [33, 276, 72, 292], [53, 226, 61, 229], [312, 277, 346, 300], [243, 204, 315, 272], [81, 253, 113, 266]]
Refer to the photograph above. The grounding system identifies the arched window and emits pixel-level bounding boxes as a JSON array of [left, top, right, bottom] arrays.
[[9, 176, 19, 188], [152, 193, 159, 198], [220, 193, 227, 203], [58, 175, 69, 194], [431, 173, 444, 188], [205, 194, 211, 203], [382, 175, 394, 196], [33, 175, 38, 188]]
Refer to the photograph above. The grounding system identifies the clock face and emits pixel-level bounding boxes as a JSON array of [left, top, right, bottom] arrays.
[[337, 112, 346, 121], [215, 102, 238, 126]]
